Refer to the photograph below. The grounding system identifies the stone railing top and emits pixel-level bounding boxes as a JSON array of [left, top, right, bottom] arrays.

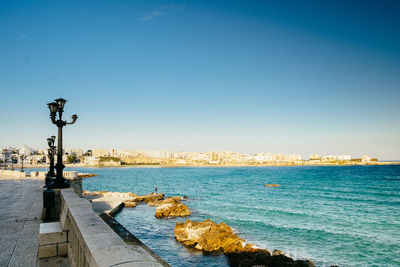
[[0, 170, 27, 178], [60, 189, 165, 267], [63, 171, 78, 180]]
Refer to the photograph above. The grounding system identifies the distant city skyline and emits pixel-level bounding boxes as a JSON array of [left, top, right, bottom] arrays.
[[1, 1, 399, 160], [0, 144, 383, 161], [1, 144, 381, 167]]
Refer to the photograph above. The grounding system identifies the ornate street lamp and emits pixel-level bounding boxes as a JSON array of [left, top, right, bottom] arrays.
[[45, 136, 56, 187], [47, 98, 78, 188], [47, 136, 56, 177]]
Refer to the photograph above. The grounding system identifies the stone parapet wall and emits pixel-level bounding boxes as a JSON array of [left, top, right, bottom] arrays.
[[38, 222, 69, 259], [0, 170, 79, 180], [59, 189, 165, 267]]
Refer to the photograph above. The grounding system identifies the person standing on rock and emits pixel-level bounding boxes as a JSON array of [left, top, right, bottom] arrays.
[[155, 187, 157, 193]]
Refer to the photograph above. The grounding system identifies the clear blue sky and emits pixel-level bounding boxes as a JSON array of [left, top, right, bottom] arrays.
[[1, 0, 399, 159]]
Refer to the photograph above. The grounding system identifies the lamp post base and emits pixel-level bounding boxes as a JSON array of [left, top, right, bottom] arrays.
[[50, 179, 70, 189]]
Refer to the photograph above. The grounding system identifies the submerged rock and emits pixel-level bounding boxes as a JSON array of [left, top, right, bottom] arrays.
[[264, 184, 281, 187], [155, 198, 191, 218], [225, 251, 314, 267]]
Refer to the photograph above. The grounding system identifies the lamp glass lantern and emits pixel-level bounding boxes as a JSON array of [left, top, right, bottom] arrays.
[[54, 98, 67, 110], [47, 102, 59, 116]]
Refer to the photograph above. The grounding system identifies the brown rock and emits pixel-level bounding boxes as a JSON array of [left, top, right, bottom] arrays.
[[123, 200, 138, 207], [174, 219, 313, 266], [155, 198, 191, 218], [174, 219, 254, 253], [147, 196, 186, 206], [264, 184, 280, 187], [272, 249, 284, 256], [134, 193, 164, 202], [146, 199, 161, 206], [170, 196, 185, 201]]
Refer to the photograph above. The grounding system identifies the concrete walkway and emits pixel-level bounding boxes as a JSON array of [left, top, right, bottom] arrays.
[[87, 193, 164, 216], [0, 177, 43, 267], [90, 196, 130, 215]]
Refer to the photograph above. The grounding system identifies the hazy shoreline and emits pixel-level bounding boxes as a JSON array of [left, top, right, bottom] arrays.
[[15, 161, 400, 170]]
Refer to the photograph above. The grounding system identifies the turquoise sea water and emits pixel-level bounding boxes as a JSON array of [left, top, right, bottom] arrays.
[[81, 165, 400, 267]]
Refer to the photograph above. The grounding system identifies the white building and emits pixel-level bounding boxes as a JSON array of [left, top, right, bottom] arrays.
[[81, 156, 100, 165], [19, 145, 34, 155], [362, 155, 372, 162], [64, 148, 83, 157], [321, 155, 351, 161], [309, 154, 321, 160], [1, 148, 16, 163], [254, 153, 273, 162]]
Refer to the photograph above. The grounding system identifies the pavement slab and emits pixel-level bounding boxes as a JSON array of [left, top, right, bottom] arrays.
[[0, 177, 43, 267]]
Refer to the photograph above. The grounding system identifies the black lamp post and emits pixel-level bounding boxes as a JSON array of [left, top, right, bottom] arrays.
[[45, 136, 56, 188], [47, 136, 56, 177], [20, 155, 26, 172], [47, 98, 78, 188]]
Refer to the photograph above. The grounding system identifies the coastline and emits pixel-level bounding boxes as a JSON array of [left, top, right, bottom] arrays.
[[16, 161, 400, 170], [84, 190, 314, 267]]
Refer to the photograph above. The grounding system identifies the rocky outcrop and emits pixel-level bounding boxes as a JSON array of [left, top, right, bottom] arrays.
[[174, 219, 253, 253], [265, 184, 280, 187], [146, 196, 187, 206], [155, 197, 191, 218], [224, 251, 314, 267], [123, 200, 138, 207], [175, 219, 314, 267], [146, 198, 161, 206], [130, 193, 164, 202], [82, 190, 190, 218], [123, 193, 164, 208]]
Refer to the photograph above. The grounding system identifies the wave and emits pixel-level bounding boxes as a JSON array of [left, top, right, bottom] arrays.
[[218, 216, 400, 246], [197, 201, 399, 228]]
